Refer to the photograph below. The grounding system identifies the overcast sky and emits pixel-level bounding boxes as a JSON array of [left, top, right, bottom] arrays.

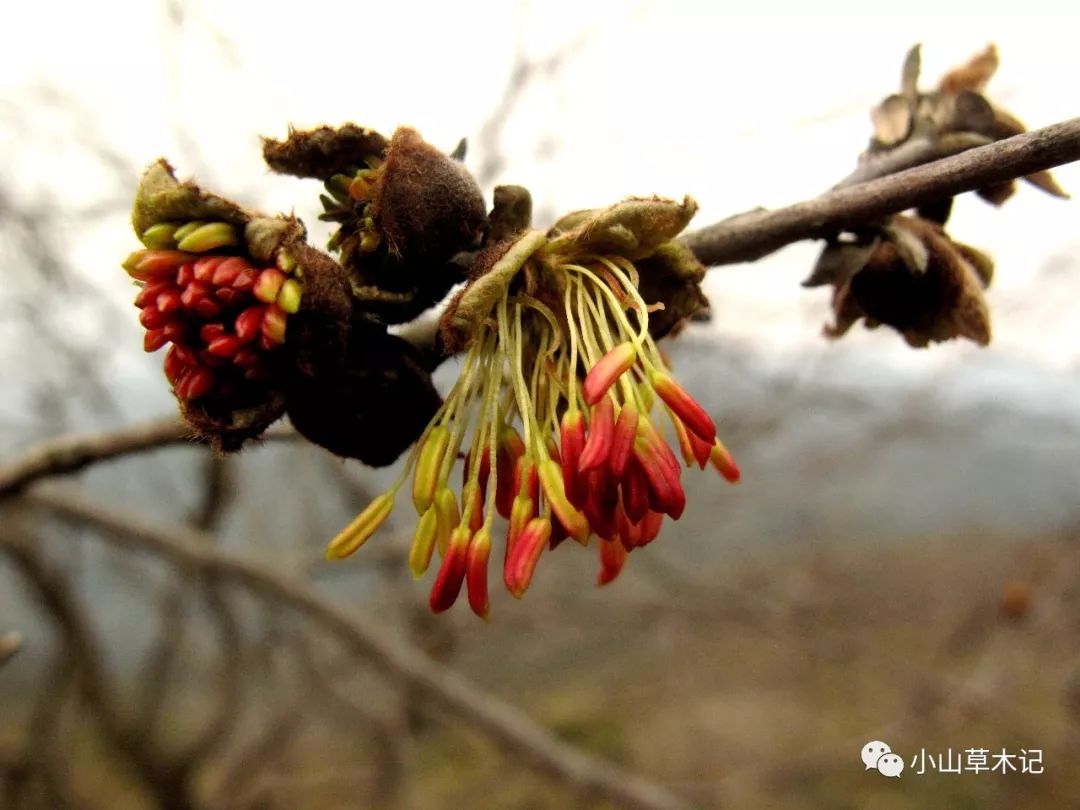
[[3, 0, 1079, 393]]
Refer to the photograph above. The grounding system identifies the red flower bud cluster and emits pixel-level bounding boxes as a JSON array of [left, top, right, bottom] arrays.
[[123, 222, 303, 406]]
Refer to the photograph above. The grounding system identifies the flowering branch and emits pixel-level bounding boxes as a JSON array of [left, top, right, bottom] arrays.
[[680, 116, 1080, 267]]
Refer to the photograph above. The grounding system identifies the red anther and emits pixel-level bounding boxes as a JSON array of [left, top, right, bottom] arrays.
[[155, 286, 189, 312], [134, 281, 171, 308], [512, 455, 539, 503], [232, 348, 260, 368], [176, 262, 195, 287], [671, 412, 696, 467], [465, 530, 492, 619], [138, 305, 171, 330], [462, 482, 484, 533], [688, 429, 712, 469], [195, 298, 222, 319], [124, 249, 189, 281], [505, 494, 536, 563], [504, 517, 551, 598], [638, 419, 682, 480], [429, 528, 471, 613], [162, 322, 187, 344], [650, 370, 716, 445], [579, 397, 615, 473], [597, 536, 627, 586], [559, 410, 587, 508], [214, 287, 241, 305], [176, 365, 214, 400], [253, 267, 287, 304], [235, 306, 265, 343], [622, 457, 651, 523], [583, 468, 616, 541], [631, 440, 686, 519], [180, 282, 212, 310], [495, 427, 525, 518], [583, 342, 636, 406], [614, 501, 642, 550], [210, 256, 249, 287], [160, 345, 184, 384], [170, 344, 197, 367], [639, 510, 664, 546], [198, 349, 227, 368], [193, 255, 226, 283], [709, 440, 741, 484], [155, 288, 183, 313], [206, 334, 242, 358], [244, 366, 271, 382], [549, 513, 570, 550], [143, 328, 168, 352], [260, 304, 287, 345], [462, 446, 492, 496], [199, 323, 227, 343], [608, 403, 638, 479], [231, 268, 257, 292]]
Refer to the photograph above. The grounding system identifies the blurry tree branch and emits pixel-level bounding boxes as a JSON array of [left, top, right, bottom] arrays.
[[0, 417, 295, 496], [681, 117, 1080, 267], [0, 632, 22, 667], [20, 483, 690, 810]]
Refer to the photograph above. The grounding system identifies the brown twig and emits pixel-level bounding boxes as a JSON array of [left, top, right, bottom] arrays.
[[0, 632, 22, 667], [0, 418, 295, 496], [24, 484, 689, 810], [680, 117, 1080, 267]]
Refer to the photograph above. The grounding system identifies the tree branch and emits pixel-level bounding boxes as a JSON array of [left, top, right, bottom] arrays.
[[681, 117, 1080, 267], [0, 417, 295, 496], [21, 484, 689, 810], [0, 632, 22, 667]]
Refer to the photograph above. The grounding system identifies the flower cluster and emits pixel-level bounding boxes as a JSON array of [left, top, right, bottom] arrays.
[[123, 224, 301, 403], [326, 201, 739, 618]]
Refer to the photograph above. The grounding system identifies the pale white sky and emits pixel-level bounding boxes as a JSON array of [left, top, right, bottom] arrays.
[[3, 0, 1079, 383]]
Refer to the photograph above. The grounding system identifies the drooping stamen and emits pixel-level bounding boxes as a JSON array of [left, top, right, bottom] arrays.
[[650, 369, 716, 445], [632, 434, 686, 520], [537, 459, 590, 544], [461, 480, 484, 533], [622, 457, 651, 523], [429, 526, 471, 612], [578, 397, 615, 473], [495, 426, 525, 518], [465, 528, 492, 619], [505, 493, 536, 564], [559, 410, 587, 507], [504, 517, 552, 598], [597, 537, 628, 585], [326, 493, 396, 560], [434, 486, 460, 556], [413, 425, 450, 514], [583, 342, 637, 406], [709, 439, 741, 483], [608, 402, 639, 479], [583, 466, 618, 541], [408, 507, 439, 578]]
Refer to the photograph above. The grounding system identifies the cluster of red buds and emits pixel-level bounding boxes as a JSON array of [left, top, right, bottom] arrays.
[[124, 222, 302, 403], [326, 198, 738, 617]]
